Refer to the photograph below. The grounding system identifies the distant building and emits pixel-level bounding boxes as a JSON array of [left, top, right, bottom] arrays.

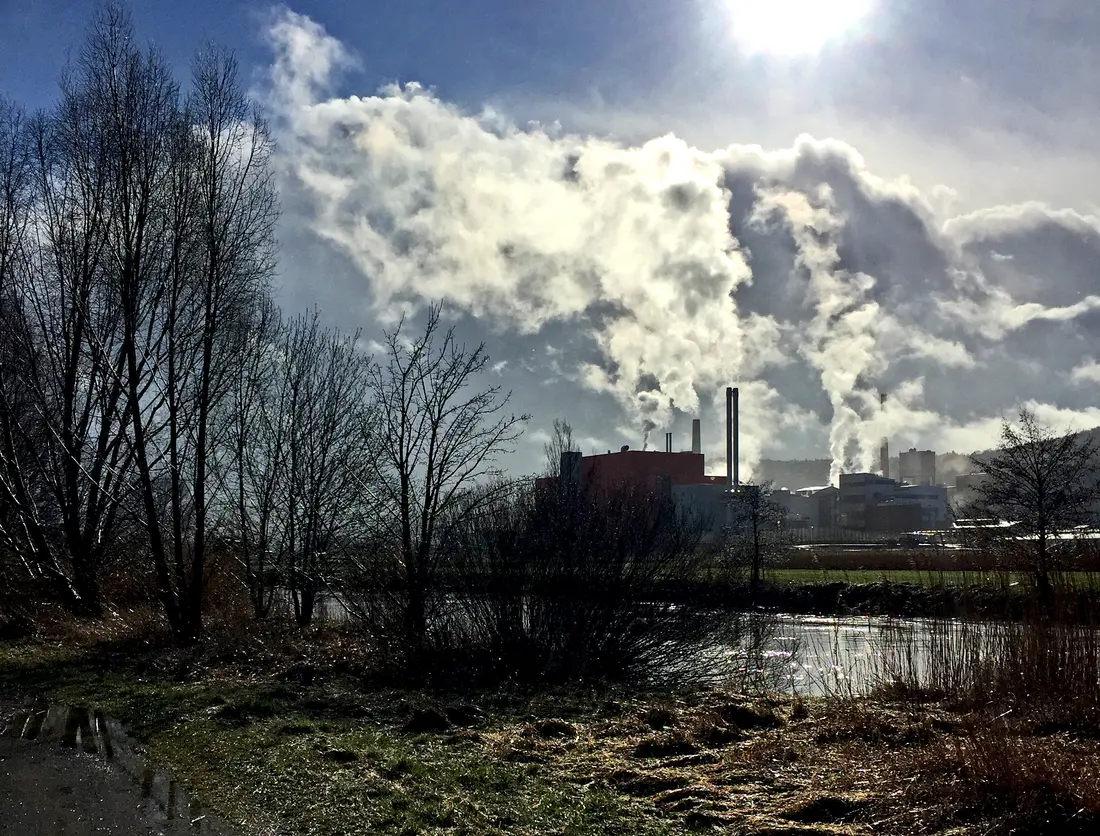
[[536, 447, 730, 537], [536, 447, 724, 496], [892, 484, 950, 528], [671, 482, 728, 536], [866, 502, 923, 533], [772, 489, 814, 529], [899, 448, 937, 486], [776, 485, 840, 529], [838, 472, 899, 529], [950, 471, 988, 513], [837, 472, 948, 531]]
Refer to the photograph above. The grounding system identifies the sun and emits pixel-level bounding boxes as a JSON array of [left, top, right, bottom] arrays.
[[727, 0, 871, 56]]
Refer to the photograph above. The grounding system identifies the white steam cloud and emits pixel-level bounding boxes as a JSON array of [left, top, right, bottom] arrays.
[[263, 10, 1100, 481]]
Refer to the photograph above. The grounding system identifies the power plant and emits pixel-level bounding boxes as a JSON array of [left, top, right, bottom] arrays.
[[535, 385, 746, 536], [537, 383, 949, 536]]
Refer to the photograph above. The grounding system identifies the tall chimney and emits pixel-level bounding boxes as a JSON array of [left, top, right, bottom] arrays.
[[726, 388, 733, 490], [879, 391, 889, 479], [726, 386, 740, 490], [691, 419, 701, 455], [665, 432, 673, 453], [734, 387, 740, 488]]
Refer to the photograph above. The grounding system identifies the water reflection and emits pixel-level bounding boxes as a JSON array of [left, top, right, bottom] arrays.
[[710, 614, 971, 697], [2, 705, 231, 834]]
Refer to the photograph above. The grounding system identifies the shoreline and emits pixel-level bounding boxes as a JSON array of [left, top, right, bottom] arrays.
[[656, 578, 1100, 622]]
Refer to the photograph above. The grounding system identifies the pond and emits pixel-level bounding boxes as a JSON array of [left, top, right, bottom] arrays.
[[291, 590, 1004, 698], [706, 614, 992, 698]]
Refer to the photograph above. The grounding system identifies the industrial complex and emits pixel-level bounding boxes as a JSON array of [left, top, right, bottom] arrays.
[[537, 387, 967, 537]]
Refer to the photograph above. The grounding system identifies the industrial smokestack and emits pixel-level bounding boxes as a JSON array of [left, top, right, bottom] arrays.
[[665, 432, 673, 453], [879, 391, 889, 479], [691, 418, 701, 455], [726, 386, 740, 489], [726, 388, 733, 489], [734, 387, 740, 488]]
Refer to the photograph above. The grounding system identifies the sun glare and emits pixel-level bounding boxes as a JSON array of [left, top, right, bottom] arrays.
[[727, 0, 871, 56]]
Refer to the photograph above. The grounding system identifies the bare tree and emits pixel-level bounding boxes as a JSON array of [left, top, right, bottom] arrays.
[[0, 92, 130, 615], [220, 302, 378, 625], [279, 309, 375, 626], [221, 293, 285, 617], [176, 44, 279, 638], [542, 417, 576, 477], [966, 410, 1100, 601], [75, 4, 277, 642], [368, 303, 528, 650], [726, 481, 785, 601], [0, 98, 44, 592]]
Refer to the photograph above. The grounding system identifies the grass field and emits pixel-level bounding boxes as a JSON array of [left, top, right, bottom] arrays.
[[766, 568, 1100, 588], [5, 614, 1100, 835]]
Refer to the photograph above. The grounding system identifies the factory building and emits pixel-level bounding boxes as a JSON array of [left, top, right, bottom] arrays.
[[671, 482, 730, 536], [538, 390, 748, 538], [555, 448, 724, 494], [535, 417, 730, 535], [899, 448, 937, 486], [772, 486, 840, 529], [949, 472, 988, 511], [838, 473, 900, 529], [838, 472, 949, 531]]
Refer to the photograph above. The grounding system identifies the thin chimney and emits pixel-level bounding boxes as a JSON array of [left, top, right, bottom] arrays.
[[726, 386, 740, 489], [879, 391, 889, 479], [734, 387, 740, 488], [691, 418, 701, 455]]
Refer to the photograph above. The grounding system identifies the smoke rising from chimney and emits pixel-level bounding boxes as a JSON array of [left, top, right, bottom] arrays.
[[264, 10, 1100, 479]]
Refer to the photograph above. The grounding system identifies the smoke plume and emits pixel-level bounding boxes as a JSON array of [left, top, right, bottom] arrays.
[[263, 10, 1100, 481]]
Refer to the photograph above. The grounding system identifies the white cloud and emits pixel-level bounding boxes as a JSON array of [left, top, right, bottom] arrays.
[[263, 10, 1100, 480], [1071, 360, 1100, 385]]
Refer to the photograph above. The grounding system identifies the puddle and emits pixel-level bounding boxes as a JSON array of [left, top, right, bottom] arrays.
[[2, 704, 233, 834]]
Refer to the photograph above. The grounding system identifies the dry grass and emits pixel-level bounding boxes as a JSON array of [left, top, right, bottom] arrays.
[[5, 604, 1100, 834]]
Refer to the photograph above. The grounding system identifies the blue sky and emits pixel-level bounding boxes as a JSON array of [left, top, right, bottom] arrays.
[[8, 1, 1092, 144], [4, 1, 1100, 479], [3, 0, 693, 110]]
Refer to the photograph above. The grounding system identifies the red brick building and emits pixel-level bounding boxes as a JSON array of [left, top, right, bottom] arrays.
[[536, 448, 724, 493]]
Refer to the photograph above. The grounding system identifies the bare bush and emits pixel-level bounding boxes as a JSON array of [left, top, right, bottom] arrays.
[[870, 579, 1100, 726], [358, 303, 528, 653], [437, 480, 731, 685]]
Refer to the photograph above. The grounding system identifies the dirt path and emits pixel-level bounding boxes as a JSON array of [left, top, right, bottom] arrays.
[[1, 706, 231, 836], [0, 736, 172, 836]]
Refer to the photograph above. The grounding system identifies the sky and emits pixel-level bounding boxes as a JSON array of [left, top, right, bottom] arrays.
[[3, 0, 1100, 481]]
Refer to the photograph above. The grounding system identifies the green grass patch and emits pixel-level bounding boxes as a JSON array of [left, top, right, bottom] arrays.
[[0, 641, 674, 835], [152, 715, 671, 836], [765, 569, 1079, 587]]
